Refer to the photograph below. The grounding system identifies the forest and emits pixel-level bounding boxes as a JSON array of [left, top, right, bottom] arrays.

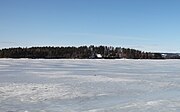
[[0, 45, 164, 59]]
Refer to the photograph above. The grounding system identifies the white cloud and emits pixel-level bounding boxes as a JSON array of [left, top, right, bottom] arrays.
[[61, 32, 150, 41]]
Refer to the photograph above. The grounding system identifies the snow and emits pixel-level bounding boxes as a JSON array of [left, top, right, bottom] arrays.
[[0, 59, 180, 112]]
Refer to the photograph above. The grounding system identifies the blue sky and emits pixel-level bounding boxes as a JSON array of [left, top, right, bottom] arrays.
[[0, 0, 180, 52]]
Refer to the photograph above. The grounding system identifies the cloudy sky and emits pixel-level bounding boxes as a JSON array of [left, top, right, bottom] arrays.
[[0, 0, 180, 52]]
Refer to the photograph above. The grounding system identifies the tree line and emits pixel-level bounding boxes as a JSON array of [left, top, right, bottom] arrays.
[[0, 46, 163, 59]]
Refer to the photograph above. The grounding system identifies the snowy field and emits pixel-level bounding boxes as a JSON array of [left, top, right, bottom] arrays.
[[0, 59, 180, 112]]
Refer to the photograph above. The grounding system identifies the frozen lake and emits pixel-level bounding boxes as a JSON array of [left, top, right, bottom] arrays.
[[0, 59, 180, 112]]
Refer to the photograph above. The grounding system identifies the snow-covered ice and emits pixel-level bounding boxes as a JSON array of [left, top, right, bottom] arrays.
[[0, 59, 180, 112]]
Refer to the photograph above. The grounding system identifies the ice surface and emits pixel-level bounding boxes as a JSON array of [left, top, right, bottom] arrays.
[[0, 59, 180, 112]]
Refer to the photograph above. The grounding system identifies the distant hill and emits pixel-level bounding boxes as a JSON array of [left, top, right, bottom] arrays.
[[0, 46, 175, 59]]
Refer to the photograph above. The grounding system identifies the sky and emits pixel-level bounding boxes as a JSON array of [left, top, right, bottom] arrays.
[[0, 0, 180, 53]]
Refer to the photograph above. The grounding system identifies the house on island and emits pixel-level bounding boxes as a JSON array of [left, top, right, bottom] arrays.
[[96, 54, 102, 58], [89, 53, 103, 59]]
